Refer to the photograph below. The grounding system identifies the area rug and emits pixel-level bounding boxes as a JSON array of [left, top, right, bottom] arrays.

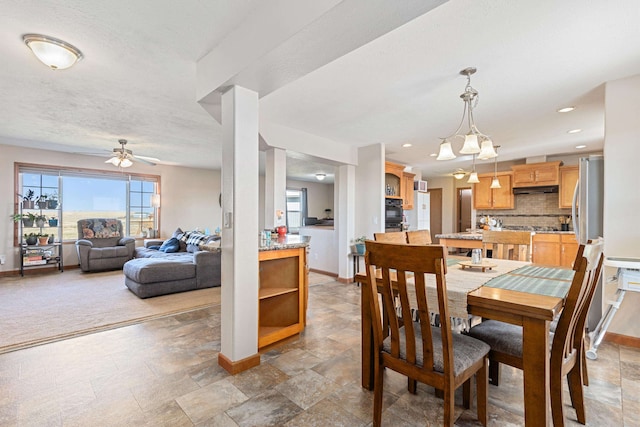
[[0, 269, 220, 354]]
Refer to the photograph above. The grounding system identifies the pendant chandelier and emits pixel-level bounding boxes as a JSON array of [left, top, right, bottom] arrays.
[[436, 67, 497, 161]]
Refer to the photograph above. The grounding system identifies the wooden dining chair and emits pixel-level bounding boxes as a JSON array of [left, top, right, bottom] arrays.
[[467, 239, 604, 426], [406, 229, 432, 245], [364, 241, 489, 426], [373, 231, 407, 244], [481, 230, 532, 261]]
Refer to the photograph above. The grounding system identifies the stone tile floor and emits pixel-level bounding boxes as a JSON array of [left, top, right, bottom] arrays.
[[0, 277, 638, 426]]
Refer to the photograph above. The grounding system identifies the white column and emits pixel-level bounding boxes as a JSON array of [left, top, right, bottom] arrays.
[[219, 86, 260, 370], [264, 148, 287, 230], [336, 164, 356, 281]]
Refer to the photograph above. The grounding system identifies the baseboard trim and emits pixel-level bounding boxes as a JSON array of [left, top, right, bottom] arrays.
[[337, 276, 353, 284], [0, 264, 78, 277], [218, 352, 260, 375], [308, 268, 338, 278], [604, 332, 640, 349]]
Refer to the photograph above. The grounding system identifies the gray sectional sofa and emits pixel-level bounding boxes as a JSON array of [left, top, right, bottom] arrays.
[[123, 232, 221, 298]]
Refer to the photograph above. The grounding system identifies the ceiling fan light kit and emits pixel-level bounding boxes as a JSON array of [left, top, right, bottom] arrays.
[[104, 139, 157, 168], [23, 34, 83, 70]]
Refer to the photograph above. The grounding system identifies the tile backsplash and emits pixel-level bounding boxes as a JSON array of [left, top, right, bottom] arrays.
[[477, 193, 572, 230]]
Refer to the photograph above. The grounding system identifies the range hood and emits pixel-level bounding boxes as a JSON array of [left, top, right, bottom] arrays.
[[513, 185, 559, 195]]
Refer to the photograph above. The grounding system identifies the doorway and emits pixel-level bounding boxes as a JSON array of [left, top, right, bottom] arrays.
[[429, 188, 442, 244], [457, 188, 472, 232]]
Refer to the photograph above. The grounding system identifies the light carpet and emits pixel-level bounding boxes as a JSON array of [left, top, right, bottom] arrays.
[[0, 269, 220, 354]]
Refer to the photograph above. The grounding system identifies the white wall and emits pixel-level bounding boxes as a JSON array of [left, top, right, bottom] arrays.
[[0, 143, 221, 273], [356, 144, 385, 241], [603, 73, 640, 338], [424, 176, 456, 234], [286, 179, 334, 220]]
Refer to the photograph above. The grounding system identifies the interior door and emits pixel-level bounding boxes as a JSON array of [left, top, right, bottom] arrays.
[[429, 188, 442, 244]]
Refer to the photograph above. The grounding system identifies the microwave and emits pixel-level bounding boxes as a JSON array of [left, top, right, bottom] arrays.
[[414, 180, 428, 192]]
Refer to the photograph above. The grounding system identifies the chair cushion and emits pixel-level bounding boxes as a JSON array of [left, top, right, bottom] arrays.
[[382, 322, 489, 376], [467, 320, 523, 358]]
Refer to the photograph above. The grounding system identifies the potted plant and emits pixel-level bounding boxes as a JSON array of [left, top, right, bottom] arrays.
[[48, 216, 58, 227], [352, 236, 367, 255], [18, 190, 36, 209], [24, 232, 38, 245], [34, 213, 47, 228], [48, 233, 55, 244], [37, 233, 49, 245], [36, 195, 48, 209], [12, 212, 36, 227], [46, 192, 59, 209]]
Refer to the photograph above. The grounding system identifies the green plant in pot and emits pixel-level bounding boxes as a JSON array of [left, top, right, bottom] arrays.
[[34, 213, 47, 228], [353, 236, 367, 255], [37, 233, 49, 245], [24, 232, 38, 245], [12, 212, 36, 227], [46, 192, 58, 209], [36, 195, 48, 209], [48, 216, 58, 227], [18, 190, 36, 209]]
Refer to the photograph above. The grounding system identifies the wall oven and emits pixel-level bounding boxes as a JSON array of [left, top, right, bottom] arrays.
[[385, 198, 403, 230]]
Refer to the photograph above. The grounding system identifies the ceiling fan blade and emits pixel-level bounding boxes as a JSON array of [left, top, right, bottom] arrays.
[[132, 155, 157, 166]]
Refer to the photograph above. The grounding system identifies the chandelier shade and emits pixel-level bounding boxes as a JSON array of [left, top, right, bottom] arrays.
[[436, 67, 497, 161], [23, 34, 83, 70]]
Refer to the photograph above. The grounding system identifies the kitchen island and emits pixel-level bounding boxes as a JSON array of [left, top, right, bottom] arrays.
[[258, 235, 310, 349]]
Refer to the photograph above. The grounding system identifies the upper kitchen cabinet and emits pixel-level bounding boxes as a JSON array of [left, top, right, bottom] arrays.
[[402, 171, 416, 210], [473, 172, 514, 210], [511, 161, 561, 187], [559, 166, 579, 208], [385, 161, 403, 199]]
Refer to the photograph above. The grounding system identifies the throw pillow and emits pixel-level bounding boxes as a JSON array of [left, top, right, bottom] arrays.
[[159, 237, 180, 253], [186, 244, 200, 253], [172, 227, 184, 240]]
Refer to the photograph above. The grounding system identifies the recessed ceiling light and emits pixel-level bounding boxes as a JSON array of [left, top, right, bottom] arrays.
[[567, 129, 582, 134], [429, 153, 437, 157], [557, 106, 575, 113], [402, 143, 412, 148], [575, 144, 587, 149]]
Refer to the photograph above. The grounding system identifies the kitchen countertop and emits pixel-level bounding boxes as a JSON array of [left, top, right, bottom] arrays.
[[436, 230, 575, 240], [258, 234, 310, 251]]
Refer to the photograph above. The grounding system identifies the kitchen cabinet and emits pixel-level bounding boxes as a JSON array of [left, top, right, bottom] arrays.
[[385, 161, 403, 199], [473, 172, 514, 210], [402, 172, 416, 210], [511, 161, 561, 187], [532, 233, 578, 267], [258, 246, 307, 349], [559, 166, 579, 208]]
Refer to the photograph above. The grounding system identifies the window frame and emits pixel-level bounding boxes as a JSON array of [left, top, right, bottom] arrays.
[[14, 162, 161, 246]]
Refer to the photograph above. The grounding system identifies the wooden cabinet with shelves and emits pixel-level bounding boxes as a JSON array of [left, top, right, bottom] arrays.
[[559, 166, 579, 208], [384, 161, 403, 198], [402, 172, 416, 210], [511, 161, 561, 187], [532, 233, 578, 267], [473, 172, 514, 210], [258, 246, 307, 349]]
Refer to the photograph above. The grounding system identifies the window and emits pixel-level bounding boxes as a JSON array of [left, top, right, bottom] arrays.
[[285, 188, 307, 234], [15, 163, 160, 242]]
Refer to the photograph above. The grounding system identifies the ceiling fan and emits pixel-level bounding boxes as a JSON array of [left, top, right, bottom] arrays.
[[105, 139, 158, 167]]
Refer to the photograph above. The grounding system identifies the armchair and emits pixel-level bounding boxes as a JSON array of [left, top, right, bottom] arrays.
[[75, 218, 135, 272]]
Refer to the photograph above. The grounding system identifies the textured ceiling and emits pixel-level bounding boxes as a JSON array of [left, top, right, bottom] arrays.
[[1, 0, 639, 180]]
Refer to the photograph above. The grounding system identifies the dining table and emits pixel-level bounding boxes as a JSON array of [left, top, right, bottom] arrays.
[[355, 257, 574, 427]]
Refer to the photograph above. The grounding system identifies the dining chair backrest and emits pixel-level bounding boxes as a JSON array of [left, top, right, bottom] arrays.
[[373, 231, 407, 244], [550, 239, 604, 425], [482, 230, 532, 261], [364, 240, 488, 426], [406, 229, 432, 245]]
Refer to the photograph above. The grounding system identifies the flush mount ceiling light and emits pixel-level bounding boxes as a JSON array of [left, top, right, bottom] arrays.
[[315, 173, 326, 181], [557, 106, 575, 113], [437, 67, 497, 162], [402, 143, 412, 148], [567, 128, 582, 134], [452, 169, 467, 180], [23, 34, 83, 70]]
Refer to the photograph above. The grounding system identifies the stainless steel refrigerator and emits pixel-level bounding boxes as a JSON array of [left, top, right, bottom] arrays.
[[572, 155, 604, 330]]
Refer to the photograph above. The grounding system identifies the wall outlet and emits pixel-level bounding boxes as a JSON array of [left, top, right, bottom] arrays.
[[0, 255, 5, 265]]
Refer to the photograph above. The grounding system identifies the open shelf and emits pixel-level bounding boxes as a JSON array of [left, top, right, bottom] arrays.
[[259, 287, 298, 300]]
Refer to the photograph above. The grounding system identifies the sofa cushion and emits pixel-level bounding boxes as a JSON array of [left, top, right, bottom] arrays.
[[159, 237, 180, 253], [124, 258, 195, 284], [88, 246, 131, 259]]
